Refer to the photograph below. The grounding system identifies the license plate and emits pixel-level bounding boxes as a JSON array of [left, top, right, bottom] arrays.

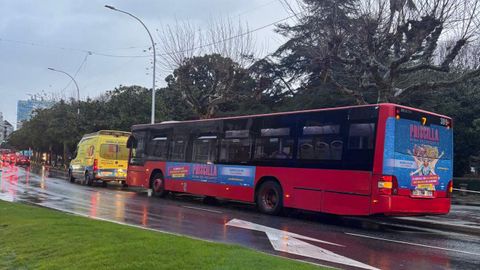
[[101, 171, 113, 176], [412, 189, 433, 197]]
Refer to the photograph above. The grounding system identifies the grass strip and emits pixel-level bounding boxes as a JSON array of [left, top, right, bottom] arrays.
[[0, 200, 324, 270]]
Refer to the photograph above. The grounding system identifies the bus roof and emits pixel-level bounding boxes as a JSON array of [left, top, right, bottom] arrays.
[[132, 103, 451, 130]]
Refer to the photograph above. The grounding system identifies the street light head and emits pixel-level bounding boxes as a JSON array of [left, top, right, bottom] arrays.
[[47, 67, 55, 71], [105, 5, 116, 10]]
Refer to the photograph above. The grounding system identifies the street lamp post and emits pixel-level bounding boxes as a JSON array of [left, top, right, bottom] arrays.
[[48, 67, 80, 114], [105, 5, 157, 124]]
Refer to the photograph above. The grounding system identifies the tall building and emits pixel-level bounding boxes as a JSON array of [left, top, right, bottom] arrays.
[[0, 111, 13, 144], [3, 120, 13, 141], [16, 99, 54, 129]]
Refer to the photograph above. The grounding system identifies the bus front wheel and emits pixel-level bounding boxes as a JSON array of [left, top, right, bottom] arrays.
[[256, 181, 283, 215], [151, 173, 168, 198]]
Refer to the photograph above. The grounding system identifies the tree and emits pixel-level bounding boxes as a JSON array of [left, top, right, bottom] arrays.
[[157, 18, 257, 72], [8, 85, 160, 165], [274, 0, 480, 103], [165, 54, 256, 119]]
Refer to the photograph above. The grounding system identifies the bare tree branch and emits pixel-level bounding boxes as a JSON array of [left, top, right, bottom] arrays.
[[396, 68, 480, 97]]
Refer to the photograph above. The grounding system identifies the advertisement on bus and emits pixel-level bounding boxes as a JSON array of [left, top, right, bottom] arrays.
[[383, 117, 453, 196], [166, 162, 255, 187]]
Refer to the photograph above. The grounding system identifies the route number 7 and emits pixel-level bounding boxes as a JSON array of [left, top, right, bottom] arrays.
[[421, 117, 427, 125]]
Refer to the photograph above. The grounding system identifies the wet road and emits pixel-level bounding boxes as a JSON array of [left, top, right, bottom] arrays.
[[1, 165, 479, 270]]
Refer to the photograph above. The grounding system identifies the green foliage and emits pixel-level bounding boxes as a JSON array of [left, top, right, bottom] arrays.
[[399, 80, 480, 176], [166, 54, 256, 119], [8, 86, 160, 158]]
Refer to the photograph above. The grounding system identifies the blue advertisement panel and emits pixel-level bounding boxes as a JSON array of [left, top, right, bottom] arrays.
[[383, 117, 453, 194], [166, 162, 256, 187]]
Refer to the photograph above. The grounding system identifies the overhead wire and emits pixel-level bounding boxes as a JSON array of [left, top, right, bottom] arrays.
[[0, 8, 298, 60], [60, 51, 91, 96], [1, 4, 300, 94]]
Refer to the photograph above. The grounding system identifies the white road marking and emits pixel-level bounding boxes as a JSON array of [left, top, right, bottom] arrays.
[[182, 205, 223, 214], [227, 219, 380, 270], [345, 232, 480, 256]]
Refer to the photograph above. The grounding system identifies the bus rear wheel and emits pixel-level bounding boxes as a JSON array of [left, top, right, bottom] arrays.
[[151, 173, 168, 198], [256, 181, 283, 215]]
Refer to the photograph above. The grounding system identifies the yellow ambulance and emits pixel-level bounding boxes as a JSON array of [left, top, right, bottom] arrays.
[[68, 130, 130, 187]]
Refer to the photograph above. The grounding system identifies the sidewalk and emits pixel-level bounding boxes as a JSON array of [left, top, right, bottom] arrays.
[[392, 193, 480, 235], [30, 164, 68, 179]]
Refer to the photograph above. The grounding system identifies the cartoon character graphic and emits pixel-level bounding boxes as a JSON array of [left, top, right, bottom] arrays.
[[408, 145, 444, 176]]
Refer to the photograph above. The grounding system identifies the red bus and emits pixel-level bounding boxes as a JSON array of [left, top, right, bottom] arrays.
[[126, 103, 453, 216]]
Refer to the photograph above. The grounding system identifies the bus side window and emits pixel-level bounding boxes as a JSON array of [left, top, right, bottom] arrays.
[[169, 137, 187, 162], [348, 123, 375, 150], [253, 116, 294, 160], [298, 124, 343, 161], [345, 123, 376, 170], [219, 130, 251, 163], [192, 136, 217, 164], [148, 136, 168, 160]]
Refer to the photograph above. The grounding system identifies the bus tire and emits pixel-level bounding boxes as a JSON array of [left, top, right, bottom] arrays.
[[256, 180, 283, 215], [85, 173, 93, 186], [68, 170, 75, 183], [151, 173, 168, 198]]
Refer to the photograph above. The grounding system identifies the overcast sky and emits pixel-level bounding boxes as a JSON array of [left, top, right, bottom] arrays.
[[0, 0, 293, 127]]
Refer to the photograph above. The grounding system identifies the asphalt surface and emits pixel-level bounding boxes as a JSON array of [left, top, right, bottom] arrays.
[[1, 165, 480, 270]]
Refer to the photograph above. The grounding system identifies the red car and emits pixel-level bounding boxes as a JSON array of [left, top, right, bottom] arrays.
[[8, 153, 16, 164], [15, 155, 30, 166]]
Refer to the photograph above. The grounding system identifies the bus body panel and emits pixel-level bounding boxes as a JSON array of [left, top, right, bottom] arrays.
[[372, 104, 392, 175], [372, 195, 451, 215], [369, 105, 453, 215], [322, 192, 371, 215], [126, 103, 453, 216], [127, 165, 149, 188], [255, 166, 372, 214]]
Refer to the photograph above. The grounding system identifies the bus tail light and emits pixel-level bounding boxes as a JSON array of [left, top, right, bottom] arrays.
[[378, 175, 398, 195], [93, 159, 98, 173], [447, 180, 453, 198]]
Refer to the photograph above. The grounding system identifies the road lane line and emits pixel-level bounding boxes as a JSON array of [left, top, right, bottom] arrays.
[[182, 205, 223, 214], [345, 232, 480, 256], [227, 219, 378, 270]]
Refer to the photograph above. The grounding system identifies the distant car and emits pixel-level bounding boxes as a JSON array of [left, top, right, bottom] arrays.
[[8, 153, 17, 164], [15, 155, 30, 166]]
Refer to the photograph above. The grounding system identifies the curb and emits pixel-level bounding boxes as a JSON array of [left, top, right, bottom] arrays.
[[29, 164, 68, 180]]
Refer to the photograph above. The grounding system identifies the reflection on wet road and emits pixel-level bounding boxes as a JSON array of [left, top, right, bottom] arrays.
[[1, 165, 480, 269]]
